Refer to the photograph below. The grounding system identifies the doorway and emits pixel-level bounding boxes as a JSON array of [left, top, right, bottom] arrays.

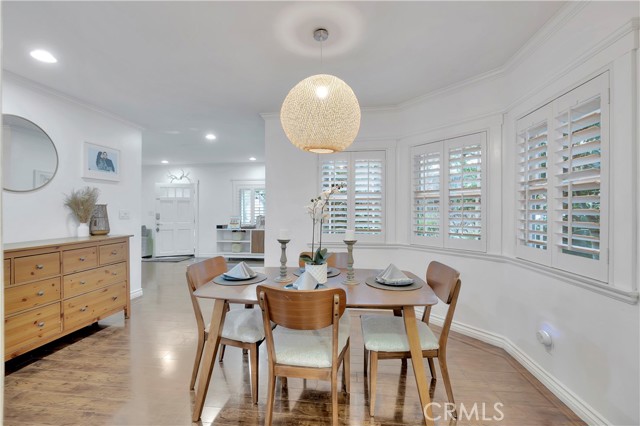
[[154, 182, 197, 257]]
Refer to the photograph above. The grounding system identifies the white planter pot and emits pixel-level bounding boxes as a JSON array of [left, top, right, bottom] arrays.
[[304, 262, 327, 284], [77, 222, 90, 237]]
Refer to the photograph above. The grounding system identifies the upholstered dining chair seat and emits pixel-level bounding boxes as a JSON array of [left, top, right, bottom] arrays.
[[272, 315, 350, 368], [207, 308, 264, 343], [361, 315, 439, 352]]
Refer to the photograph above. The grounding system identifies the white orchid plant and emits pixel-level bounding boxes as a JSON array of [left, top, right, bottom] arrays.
[[301, 183, 346, 265]]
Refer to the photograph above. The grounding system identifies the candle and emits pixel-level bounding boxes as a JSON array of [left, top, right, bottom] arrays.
[[278, 229, 290, 240], [344, 229, 355, 241]]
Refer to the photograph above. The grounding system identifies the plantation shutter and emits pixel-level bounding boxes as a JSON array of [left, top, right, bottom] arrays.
[[551, 74, 608, 281], [515, 107, 551, 264], [320, 154, 349, 234], [411, 142, 443, 246], [254, 189, 266, 219], [239, 187, 266, 226], [319, 151, 385, 242], [239, 188, 253, 225], [445, 133, 486, 251], [353, 152, 384, 235]]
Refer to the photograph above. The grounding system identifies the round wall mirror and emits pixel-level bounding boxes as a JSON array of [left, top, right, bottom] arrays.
[[2, 114, 58, 192]]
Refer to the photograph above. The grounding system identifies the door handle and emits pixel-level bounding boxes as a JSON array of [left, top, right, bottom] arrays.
[[156, 228, 160, 232]]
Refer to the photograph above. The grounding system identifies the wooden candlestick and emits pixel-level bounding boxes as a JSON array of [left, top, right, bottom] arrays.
[[342, 239, 358, 285], [274, 239, 292, 283]]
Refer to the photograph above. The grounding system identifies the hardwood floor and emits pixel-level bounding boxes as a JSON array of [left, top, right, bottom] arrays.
[[4, 260, 585, 425]]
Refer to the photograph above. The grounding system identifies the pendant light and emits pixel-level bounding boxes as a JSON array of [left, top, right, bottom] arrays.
[[280, 28, 361, 154]]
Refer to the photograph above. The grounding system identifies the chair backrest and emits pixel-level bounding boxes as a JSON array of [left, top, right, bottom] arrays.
[[331, 252, 349, 269], [186, 256, 228, 292], [256, 285, 346, 331], [298, 252, 338, 268], [186, 257, 228, 326], [425, 261, 461, 349]]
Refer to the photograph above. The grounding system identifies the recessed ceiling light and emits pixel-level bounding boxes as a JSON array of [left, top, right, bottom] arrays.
[[30, 49, 57, 63], [249, 157, 257, 161], [161, 160, 169, 164], [205, 133, 216, 140]]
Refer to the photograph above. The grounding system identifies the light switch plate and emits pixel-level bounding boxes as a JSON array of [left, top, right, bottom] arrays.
[[119, 210, 130, 220]]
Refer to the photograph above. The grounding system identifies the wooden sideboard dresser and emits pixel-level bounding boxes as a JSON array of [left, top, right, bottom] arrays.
[[3, 235, 131, 360]]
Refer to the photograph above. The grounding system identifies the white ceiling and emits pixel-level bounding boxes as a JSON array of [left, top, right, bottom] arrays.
[[3, 1, 565, 165]]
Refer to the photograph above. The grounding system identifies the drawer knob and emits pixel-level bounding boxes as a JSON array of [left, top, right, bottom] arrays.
[[37, 322, 45, 328], [80, 306, 88, 312], [112, 296, 118, 301], [80, 280, 87, 285], [79, 257, 86, 262], [37, 290, 45, 296], [111, 250, 118, 255], [111, 272, 118, 276], [35, 264, 44, 270]]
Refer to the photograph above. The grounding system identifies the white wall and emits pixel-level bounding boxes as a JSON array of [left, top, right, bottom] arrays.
[[265, 3, 640, 425], [2, 74, 143, 298], [142, 163, 265, 256]]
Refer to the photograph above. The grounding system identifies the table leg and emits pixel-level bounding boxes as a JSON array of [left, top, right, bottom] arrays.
[[192, 299, 228, 422], [403, 306, 434, 426]]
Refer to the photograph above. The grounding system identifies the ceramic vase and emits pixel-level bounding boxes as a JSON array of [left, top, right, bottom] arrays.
[[304, 262, 327, 284], [77, 222, 90, 237]]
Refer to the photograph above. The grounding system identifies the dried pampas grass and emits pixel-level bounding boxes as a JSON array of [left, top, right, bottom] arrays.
[[64, 187, 100, 223]]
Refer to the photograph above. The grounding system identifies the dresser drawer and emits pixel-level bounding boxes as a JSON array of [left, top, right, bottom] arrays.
[[5, 278, 61, 315], [63, 247, 98, 273], [63, 282, 127, 331], [4, 259, 11, 285], [99, 242, 127, 265], [14, 252, 61, 284], [5, 303, 61, 357], [63, 263, 127, 299]]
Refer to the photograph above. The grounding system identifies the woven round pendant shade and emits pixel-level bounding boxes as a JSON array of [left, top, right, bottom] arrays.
[[280, 74, 361, 154]]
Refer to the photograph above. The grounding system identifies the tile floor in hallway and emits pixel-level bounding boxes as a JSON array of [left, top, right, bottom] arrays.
[[4, 259, 585, 426]]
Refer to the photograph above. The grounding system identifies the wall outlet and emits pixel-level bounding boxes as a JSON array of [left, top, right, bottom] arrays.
[[119, 210, 131, 220]]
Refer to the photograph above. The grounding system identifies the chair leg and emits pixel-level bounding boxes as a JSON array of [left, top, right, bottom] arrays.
[[369, 351, 378, 417], [265, 367, 276, 426], [439, 355, 457, 418], [427, 358, 437, 379], [190, 332, 206, 390], [331, 367, 339, 426], [343, 343, 351, 394], [218, 344, 226, 362], [249, 343, 259, 405]]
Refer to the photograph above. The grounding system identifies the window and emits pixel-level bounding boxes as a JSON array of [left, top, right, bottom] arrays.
[[516, 73, 608, 281], [233, 181, 265, 226], [319, 151, 385, 242], [411, 132, 487, 252]]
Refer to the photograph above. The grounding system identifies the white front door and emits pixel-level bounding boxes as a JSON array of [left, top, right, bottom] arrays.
[[154, 183, 196, 257]]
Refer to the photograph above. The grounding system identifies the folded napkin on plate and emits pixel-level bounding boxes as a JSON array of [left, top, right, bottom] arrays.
[[292, 271, 318, 290], [376, 264, 414, 285], [224, 261, 256, 279]]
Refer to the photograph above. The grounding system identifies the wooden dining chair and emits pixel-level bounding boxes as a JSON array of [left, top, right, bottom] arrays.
[[360, 261, 461, 417], [257, 285, 351, 426], [186, 257, 265, 404]]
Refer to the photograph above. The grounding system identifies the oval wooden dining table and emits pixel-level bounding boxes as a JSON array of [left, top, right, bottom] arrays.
[[191, 266, 439, 425]]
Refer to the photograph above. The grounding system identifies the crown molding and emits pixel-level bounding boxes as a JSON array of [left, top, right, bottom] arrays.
[[505, 17, 639, 113], [501, 1, 591, 73], [4, 71, 145, 131]]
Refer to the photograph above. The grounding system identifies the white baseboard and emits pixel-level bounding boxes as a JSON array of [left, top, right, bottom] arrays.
[[130, 288, 143, 299], [428, 314, 610, 426]]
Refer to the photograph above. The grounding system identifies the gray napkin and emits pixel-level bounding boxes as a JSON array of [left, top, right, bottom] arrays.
[[376, 264, 413, 285], [292, 271, 318, 290], [224, 261, 256, 279]]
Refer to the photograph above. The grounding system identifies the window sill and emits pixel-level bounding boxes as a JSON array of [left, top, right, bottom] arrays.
[[318, 241, 639, 304]]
